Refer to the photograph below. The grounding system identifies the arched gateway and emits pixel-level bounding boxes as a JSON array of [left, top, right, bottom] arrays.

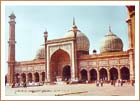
[[50, 49, 71, 82]]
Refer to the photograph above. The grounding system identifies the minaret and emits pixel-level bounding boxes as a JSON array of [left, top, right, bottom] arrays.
[[7, 12, 16, 84], [72, 17, 78, 80], [126, 6, 135, 82]]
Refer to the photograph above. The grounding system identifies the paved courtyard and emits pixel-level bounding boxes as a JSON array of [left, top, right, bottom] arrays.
[[5, 83, 135, 96]]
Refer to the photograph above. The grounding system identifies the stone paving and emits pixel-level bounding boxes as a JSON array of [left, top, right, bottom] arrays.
[[5, 83, 135, 96]]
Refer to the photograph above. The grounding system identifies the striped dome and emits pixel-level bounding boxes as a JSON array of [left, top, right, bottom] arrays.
[[100, 28, 123, 53]]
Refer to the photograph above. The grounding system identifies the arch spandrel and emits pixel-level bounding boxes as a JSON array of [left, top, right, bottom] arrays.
[[80, 68, 88, 71], [50, 49, 70, 61], [49, 44, 71, 59], [119, 66, 130, 70], [88, 67, 98, 71], [109, 66, 119, 70], [49, 46, 59, 58], [99, 67, 108, 71]]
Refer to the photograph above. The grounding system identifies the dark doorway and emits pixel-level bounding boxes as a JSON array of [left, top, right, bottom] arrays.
[[109, 68, 118, 80], [34, 72, 39, 82], [42, 72, 45, 82], [80, 69, 88, 81], [120, 67, 130, 80], [21, 73, 26, 82], [90, 69, 97, 81], [62, 65, 71, 81], [15, 73, 20, 83], [27, 73, 32, 82], [99, 68, 107, 80]]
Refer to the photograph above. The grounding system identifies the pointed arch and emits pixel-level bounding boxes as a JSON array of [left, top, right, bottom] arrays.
[[41, 72, 45, 82], [34, 72, 39, 82], [15, 73, 20, 83], [99, 68, 107, 80], [120, 67, 130, 80], [109, 67, 118, 80], [89, 69, 97, 81], [21, 73, 26, 82], [50, 49, 70, 82], [27, 73, 32, 82], [62, 65, 71, 81], [80, 69, 88, 81]]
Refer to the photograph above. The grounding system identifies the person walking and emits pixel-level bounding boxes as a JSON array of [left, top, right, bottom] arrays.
[[96, 80, 99, 87], [131, 80, 135, 86], [113, 80, 115, 86], [117, 79, 120, 86], [120, 79, 123, 86], [23, 81, 27, 88], [100, 80, 103, 87]]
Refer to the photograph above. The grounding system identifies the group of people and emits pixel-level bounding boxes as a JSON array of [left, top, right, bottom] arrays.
[[111, 79, 123, 86], [12, 81, 27, 88], [95, 79, 135, 87], [11, 81, 45, 88], [96, 79, 104, 87], [10, 79, 135, 88]]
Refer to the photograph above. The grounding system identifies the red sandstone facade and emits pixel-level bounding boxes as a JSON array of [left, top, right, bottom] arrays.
[[7, 6, 135, 85]]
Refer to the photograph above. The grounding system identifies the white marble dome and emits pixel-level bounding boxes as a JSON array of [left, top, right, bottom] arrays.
[[100, 28, 123, 53], [64, 25, 90, 52]]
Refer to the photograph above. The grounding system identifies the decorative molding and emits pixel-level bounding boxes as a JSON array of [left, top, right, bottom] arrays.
[[120, 58, 129, 65], [80, 67, 88, 71], [79, 61, 88, 66], [98, 60, 108, 66], [50, 46, 59, 57], [120, 65, 129, 69], [60, 44, 71, 55], [109, 59, 119, 65], [88, 61, 97, 66], [99, 66, 108, 70]]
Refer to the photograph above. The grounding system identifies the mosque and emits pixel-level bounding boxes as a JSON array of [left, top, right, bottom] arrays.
[[6, 6, 135, 85]]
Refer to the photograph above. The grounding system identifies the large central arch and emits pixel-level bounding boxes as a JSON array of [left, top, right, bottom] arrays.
[[50, 49, 70, 82]]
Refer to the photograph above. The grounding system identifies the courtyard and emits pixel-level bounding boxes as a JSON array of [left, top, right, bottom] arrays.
[[5, 83, 135, 96]]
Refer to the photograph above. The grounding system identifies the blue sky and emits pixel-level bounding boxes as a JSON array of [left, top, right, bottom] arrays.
[[5, 6, 128, 74]]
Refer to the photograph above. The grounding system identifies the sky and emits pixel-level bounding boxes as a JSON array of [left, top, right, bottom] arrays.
[[4, 5, 128, 74]]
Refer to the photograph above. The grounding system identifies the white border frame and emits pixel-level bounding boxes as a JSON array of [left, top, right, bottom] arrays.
[[1, 1, 139, 100]]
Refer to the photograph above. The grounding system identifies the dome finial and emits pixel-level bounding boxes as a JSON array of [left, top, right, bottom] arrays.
[[9, 11, 16, 19], [73, 17, 75, 25], [109, 25, 111, 32], [45, 29, 47, 32], [72, 17, 77, 29]]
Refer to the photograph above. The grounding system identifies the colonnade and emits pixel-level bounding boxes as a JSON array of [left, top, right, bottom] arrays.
[[14, 66, 130, 84], [15, 72, 45, 83], [79, 67, 130, 82]]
